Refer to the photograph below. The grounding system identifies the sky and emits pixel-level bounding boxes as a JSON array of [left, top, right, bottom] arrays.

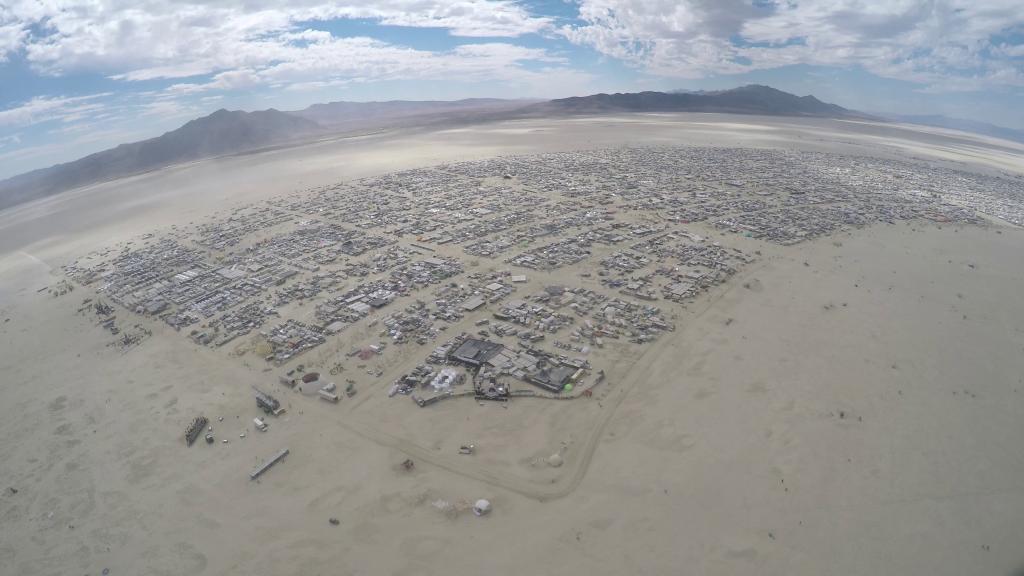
[[1, 0, 1023, 180]]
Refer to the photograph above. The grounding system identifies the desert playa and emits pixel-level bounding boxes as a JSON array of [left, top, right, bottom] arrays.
[[1, 114, 1023, 576]]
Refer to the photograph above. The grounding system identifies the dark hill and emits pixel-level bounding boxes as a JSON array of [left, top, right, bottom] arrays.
[[526, 85, 870, 119], [0, 87, 873, 212], [0, 108, 321, 211]]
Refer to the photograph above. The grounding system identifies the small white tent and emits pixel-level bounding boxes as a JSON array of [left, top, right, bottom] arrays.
[[473, 499, 491, 516]]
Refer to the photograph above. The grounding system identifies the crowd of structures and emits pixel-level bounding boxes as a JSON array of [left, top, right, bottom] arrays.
[[63, 146, 1022, 402]]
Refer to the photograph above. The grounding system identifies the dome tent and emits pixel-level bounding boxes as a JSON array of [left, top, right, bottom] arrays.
[[472, 499, 491, 516]]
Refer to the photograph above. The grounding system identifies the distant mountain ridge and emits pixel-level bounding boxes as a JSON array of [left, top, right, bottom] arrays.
[[886, 114, 1024, 145], [0, 99, 538, 211], [0, 108, 321, 211], [1, 86, 873, 211], [293, 98, 526, 127], [528, 85, 871, 119]]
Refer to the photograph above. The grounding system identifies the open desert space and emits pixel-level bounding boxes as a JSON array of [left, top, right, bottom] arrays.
[[2, 114, 1023, 576]]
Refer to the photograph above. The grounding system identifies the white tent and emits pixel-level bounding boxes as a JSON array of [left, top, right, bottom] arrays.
[[473, 499, 491, 516]]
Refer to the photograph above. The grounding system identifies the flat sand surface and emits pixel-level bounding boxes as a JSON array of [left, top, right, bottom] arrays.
[[1, 114, 1023, 575]]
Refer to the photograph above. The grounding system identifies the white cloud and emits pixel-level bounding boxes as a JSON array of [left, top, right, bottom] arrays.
[[157, 37, 576, 96], [283, 78, 354, 92], [0, 22, 26, 60], [0, 93, 114, 127], [0, 1, 553, 76], [993, 43, 1024, 58], [0, 133, 21, 149], [137, 99, 199, 120], [367, 1, 551, 36], [0, 1, 578, 106], [563, 0, 1024, 91]]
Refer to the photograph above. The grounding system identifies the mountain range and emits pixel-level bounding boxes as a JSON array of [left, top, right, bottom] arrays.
[[292, 98, 528, 128], [0, 108, 321, 211], [524, 85, 871, 119], [0, 98, 535, 211], [884, 114, 1024, 145], [6, 85, 1010, 211]]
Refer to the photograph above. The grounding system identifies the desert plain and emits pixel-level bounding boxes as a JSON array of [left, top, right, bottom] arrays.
[[1, 113, 1023, 576]]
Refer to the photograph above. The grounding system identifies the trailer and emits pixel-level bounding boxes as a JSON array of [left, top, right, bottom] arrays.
[[250, 448, 289, 480], [253, 387, 285, 416]]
